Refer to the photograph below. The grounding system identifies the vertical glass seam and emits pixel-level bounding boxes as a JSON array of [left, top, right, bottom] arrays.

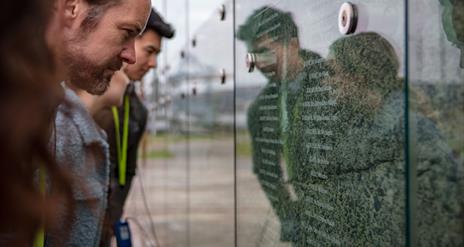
[[404, 0, 417, 246], [186, 0, 191, 246], [232, 0, 238, 246]]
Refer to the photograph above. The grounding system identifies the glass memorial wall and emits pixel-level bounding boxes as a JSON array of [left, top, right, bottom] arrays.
[[148, 0, 464, 246], [235, 0, 410, 245]]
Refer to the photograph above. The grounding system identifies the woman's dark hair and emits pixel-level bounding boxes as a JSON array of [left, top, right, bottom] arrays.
[[0, 0, 73, 245]]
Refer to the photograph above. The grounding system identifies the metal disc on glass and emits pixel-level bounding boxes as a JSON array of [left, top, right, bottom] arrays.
[[192, 37, 197, 47], [338, 2, 358, 35], [219, 4, 226, 21], [220, 68, 226, 84], [246, 53, 257, 73]]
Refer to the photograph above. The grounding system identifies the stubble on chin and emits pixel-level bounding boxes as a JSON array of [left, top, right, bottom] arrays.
[[62, 49, 111, 95], [67, 68, 109, 95]]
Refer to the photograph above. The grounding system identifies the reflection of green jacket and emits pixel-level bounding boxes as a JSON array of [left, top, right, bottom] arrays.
[[247, 49, 327, 244]]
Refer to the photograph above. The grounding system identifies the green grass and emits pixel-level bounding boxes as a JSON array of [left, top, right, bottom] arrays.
[[147, 131, 239, 144], [144, 149, 174, 159], [236, 140, 252, 157], [144, 130, 253, 157], [236, 131, 252, 157]]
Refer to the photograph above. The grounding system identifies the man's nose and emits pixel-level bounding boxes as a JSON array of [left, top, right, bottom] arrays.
[[120, 41, 136, 64], [148, 55, 157, 69]]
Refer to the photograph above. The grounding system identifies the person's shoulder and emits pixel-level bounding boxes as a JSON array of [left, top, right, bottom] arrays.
[[54, 90, 88, 150], [55, 102, 81, 137]]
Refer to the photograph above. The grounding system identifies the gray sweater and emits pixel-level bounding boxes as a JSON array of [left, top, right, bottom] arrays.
[[47, 87, 110, 247]]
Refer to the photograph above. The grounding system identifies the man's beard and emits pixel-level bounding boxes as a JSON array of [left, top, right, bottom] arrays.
[[62, 47, 122, 95]]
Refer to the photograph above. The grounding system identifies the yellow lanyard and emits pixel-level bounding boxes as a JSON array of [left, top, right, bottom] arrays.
[[33, 167, 46, 247], [112, 95, 130, 186]]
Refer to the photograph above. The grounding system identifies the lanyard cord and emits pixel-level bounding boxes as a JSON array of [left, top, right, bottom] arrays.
[[112, 95, 130, 186], [33, 167, 46, 247], [34, 113, 57, 247]]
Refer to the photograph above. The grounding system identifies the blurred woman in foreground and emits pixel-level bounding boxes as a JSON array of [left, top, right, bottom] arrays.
[[0, 0, 72, 245]]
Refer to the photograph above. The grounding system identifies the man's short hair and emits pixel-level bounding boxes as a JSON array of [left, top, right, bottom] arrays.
[[237, 6, 298, 51], [144, 8, 175, 39]]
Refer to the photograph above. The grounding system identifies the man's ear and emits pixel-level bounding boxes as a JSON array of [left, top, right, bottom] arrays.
[[62, 0, 84, 26]]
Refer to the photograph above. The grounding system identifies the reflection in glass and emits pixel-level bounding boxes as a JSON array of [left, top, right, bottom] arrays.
[[238, 4, 463, 245], [288, 31, 408, 246], [238, 7, 327, 245], [411, 0, 464, 245], [440, 0, 464, 67]]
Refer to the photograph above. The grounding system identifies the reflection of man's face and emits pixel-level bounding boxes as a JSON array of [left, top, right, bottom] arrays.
[[252, 38, 279, 75], [60, 0, 151, 95], [124, 30, 162, 81], [441, 0, 464, 67], [251, 36, 301, 80]]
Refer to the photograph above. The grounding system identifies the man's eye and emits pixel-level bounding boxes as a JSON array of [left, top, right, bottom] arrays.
[[121, 29, 135, 42], [121, 31, 129, 41], [145, 49, 155, 54]]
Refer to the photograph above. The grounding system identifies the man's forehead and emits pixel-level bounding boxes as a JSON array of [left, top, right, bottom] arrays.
[[113, 0, 150, 32]]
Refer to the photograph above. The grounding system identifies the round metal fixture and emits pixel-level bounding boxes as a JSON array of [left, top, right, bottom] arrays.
[[220, 69, 226, 84], [192, 37, 197, 47], [246, 53, 257, 73], [219, 4, 226, 21], [338, 2, 358, 35]]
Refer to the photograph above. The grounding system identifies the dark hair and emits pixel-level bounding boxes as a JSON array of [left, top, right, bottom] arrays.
[[0, 0, 73, 244], [328, 32, 401, 95], [144, 8, 175, 38], [237, 6, 298, 51]]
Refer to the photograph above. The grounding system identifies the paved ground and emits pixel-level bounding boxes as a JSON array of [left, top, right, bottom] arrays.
[[122, 134, 291, 247]]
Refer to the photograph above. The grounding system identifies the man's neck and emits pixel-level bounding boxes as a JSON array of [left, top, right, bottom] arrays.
[[72, 87, 103, 116]]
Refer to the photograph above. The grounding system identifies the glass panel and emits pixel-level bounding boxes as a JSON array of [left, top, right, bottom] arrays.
[[235, 0, 407, 246], [187, 1, 235, 246], [122, 1, 188, 246], [408, 0, 464, 245], [160, 0, 190, 246]]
